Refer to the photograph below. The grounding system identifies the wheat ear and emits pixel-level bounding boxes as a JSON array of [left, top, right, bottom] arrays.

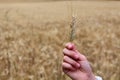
[[70, 16, 76, 42]]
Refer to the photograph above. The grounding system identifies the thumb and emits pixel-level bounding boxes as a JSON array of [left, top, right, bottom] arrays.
[[65, 42, 76, 50], [78, 61, 92, 74]]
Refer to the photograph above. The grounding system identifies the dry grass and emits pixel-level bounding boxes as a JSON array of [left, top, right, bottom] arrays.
[[0, 1, 120, 80]]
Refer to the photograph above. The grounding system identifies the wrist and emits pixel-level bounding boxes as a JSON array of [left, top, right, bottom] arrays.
[[89, 73, 96, 80], [85, 73, 96, 80], [72, 73, 96, 80]]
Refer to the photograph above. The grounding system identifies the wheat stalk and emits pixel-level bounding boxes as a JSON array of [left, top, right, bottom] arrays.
[[70, 16, 76, 42], [5, 9, 11, 78]]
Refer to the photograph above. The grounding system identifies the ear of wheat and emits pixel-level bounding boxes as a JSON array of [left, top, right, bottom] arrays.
[[70, 16, 76, 42]]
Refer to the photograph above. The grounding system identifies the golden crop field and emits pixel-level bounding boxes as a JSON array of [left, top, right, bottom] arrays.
[[0, 1, 120, 80]]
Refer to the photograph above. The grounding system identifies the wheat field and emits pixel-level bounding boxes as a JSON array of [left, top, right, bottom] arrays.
[[0, 1, 120, 80]]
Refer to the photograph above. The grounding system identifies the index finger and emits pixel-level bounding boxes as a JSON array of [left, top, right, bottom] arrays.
[[63, 48, 79, 60]]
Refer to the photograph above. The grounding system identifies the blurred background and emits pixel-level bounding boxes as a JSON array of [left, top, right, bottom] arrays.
[[0, 0, 120, 2], [0, 0, 120, 80]]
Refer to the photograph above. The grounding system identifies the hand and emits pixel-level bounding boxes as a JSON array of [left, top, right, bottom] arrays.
[[62, 43, 95, 80]]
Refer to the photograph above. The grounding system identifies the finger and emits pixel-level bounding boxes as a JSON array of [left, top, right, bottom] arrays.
[[63, 56, 80, 68], [76, 50, 87, 61], [62, 62, 76, 71], [65, 42, 76, 50], [63, 48, 79, 60]]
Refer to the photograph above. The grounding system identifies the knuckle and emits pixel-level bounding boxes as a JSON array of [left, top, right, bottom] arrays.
[[78, 54, 87, 60], [63, 56, 68, 60], [63, 48, 67, 53], [62, 63, 65, 67], [62, 63, 66, 69], [63, 48, 66, 52], [70, 52, 75, 57], [62, 63, 67, 68], [82, 55, 87, 60], [72, 61, 77, 66], [67, 64, 71, 68]]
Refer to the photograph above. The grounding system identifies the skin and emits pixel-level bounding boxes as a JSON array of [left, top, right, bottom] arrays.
[[62, 43, 96, 80]]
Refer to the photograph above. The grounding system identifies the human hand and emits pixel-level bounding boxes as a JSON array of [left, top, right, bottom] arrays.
[[62, 43, 95, 80]]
